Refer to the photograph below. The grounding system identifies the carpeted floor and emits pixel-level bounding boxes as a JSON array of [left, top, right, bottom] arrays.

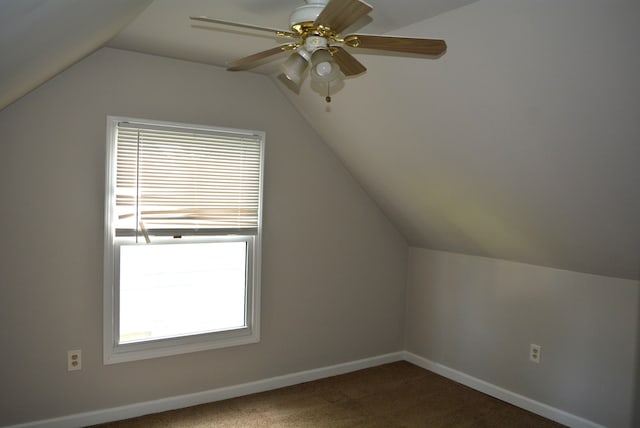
[[92, 361, 565, 427]]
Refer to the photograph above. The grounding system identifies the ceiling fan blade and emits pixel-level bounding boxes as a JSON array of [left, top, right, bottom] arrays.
[[344, 34, 447, 56], [227, 44, 296, 71], [190, 16, 297, 38], [332, 47, 366, 76], [314, 0, 373, 35]]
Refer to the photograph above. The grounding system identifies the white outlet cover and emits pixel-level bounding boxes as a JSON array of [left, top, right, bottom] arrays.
[[529, 344, 541, 363], [68, 349, 82, 371]]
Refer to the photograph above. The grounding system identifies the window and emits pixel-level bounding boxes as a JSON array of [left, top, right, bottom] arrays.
[[103, 117, 264, 364]]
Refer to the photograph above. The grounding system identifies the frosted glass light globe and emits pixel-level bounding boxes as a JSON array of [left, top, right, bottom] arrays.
[[315, 61, 332, 76], [310, 50, 341, 83]]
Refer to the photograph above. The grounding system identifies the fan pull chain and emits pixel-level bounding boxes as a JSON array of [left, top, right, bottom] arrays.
[[326, 82, 332, 103]]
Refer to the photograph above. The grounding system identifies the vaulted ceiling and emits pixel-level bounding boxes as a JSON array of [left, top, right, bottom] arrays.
[[1, 0, 639, 279]]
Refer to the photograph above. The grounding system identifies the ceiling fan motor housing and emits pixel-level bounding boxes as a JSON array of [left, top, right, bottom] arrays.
[[289, 0, 328, 29]]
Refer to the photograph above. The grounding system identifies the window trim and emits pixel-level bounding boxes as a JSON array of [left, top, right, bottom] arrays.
[[103, 116, 264, 365]]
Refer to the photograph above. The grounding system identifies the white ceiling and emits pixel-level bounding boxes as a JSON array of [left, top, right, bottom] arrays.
[[0, 0, 151, 109], [1, 0, 639, 279]]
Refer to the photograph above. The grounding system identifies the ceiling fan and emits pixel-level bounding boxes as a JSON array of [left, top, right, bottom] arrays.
[[190, 0, 447, 102]]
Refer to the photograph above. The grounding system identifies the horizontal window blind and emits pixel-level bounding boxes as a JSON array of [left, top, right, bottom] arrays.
[[115, 122, 262, 236]]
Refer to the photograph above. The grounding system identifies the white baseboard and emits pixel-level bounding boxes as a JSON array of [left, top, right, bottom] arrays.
[[8, 352, 404, 428], [8, 351, 606, 428], [403, 351, 606, 428]]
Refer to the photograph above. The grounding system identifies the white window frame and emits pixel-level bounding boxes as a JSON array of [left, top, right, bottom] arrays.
[[103, 116, 264, 364]]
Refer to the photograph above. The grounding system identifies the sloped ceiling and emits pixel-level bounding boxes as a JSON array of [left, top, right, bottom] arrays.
[[1, 0, 639, 279], [277, 0, 640, 280], [0, 0, 151, 109]]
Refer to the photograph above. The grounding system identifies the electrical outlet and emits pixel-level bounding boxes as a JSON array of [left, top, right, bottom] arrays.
[[68, 350, 82, 371], [529, 344, 541, 363]]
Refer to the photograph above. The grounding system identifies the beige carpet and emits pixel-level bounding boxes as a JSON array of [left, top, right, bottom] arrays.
[[92, 361, 564, 427]]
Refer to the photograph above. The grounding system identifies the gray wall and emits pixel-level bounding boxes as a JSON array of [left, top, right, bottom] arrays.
[[0, 48, 408, 425], [635, 289, 640, 428], [405, 248, 639, 428]]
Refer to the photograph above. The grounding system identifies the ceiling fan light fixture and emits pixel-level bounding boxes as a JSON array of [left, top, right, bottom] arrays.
[[281, 48, 311, 85], [192, 0, 447, 102], [310, 49, 341, 83]]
